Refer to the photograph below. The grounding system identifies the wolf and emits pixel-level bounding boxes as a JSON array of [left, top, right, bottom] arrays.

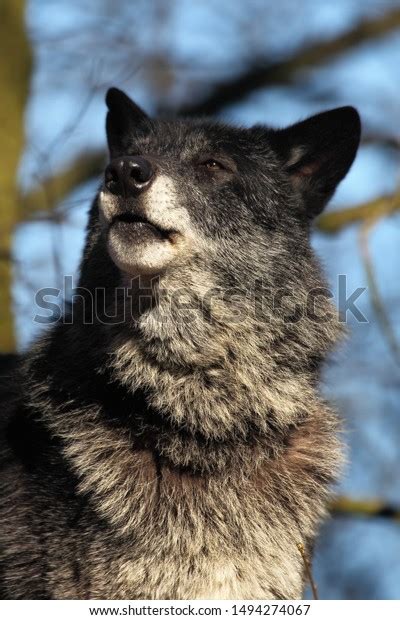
[[0, 88, 360, 599]]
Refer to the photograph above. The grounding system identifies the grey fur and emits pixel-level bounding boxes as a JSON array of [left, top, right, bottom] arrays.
[[0, 90, 360, 599]]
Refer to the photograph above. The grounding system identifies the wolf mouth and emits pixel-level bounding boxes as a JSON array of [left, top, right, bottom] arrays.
[[110, 212, 173, 240]]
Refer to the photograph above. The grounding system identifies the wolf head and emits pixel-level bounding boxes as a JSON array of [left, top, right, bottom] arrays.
[[93, 88, 360, 289]]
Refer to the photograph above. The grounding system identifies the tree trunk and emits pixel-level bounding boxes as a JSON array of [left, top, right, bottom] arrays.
[[0, 0, 32, 351]]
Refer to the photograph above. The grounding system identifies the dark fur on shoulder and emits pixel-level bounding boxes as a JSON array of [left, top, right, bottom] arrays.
[[0, 89, 360, 599]]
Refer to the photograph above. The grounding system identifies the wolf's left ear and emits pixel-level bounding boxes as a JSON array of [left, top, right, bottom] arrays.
[[105, 87, 149, 156], [269, 107, 361, 217]]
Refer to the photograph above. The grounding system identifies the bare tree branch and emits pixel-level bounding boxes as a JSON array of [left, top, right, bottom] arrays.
[[317, 192, 400, 234], [177, 8, 400, 116], [20, 150, 105, 218], [330, 497, 400, 521], [363, 133, 400, 150]]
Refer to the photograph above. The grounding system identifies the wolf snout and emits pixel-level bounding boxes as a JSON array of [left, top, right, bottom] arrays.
[[105, 156, 154, 197]]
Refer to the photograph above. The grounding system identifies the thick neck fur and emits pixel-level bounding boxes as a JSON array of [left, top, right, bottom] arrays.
[[27, 254, 341, 476]]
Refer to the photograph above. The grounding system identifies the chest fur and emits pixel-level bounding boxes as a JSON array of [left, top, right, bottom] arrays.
[[67, 455, 311, 600]]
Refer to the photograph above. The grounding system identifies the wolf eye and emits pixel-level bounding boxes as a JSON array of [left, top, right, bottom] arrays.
[[200, 159, 225, 170]]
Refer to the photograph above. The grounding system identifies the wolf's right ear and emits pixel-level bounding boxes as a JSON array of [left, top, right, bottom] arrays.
[[269, 107, 361, 218], [105, 87, 149, 156]]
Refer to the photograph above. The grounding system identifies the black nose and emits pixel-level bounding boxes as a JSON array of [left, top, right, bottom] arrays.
[[104, 156, 154, 196]]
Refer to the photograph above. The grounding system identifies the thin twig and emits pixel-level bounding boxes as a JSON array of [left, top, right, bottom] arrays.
[[297, 542, 319, 600], [358, 216, 400, 365]]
